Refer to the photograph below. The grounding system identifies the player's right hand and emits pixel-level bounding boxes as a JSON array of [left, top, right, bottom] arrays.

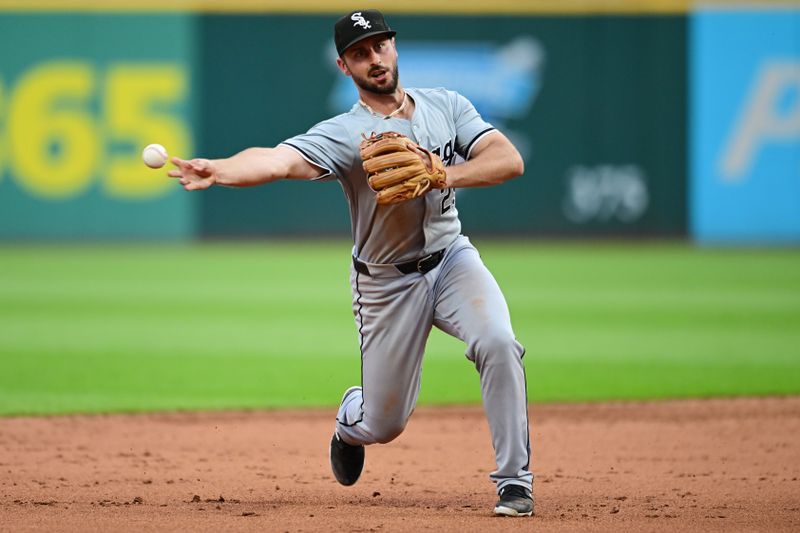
[[168, 157, 217, 191]]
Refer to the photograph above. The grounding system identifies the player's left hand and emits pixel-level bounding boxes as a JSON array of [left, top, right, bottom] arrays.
[[360, 132, 447, 205]]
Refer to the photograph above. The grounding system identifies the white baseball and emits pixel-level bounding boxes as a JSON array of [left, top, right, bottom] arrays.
[[142, 144, 169, 169]]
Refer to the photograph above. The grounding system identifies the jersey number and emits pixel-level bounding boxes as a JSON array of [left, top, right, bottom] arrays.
[[441, 188, 455, 214], [432, 142, 456, 214]]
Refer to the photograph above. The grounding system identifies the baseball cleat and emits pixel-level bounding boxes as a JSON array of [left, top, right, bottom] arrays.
[[329, 432, 364, 486], [493, 484, 534, 517], [330, 386, 365, 486]]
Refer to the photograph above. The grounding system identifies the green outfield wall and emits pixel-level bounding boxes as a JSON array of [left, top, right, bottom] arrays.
[[0, 8, 687, 239], [197, 15, 687, 237]]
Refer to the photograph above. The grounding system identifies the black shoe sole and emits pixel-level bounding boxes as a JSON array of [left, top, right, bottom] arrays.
[[329, 433, 364, 486]]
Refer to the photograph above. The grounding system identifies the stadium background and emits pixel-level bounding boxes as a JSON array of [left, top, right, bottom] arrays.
[[0, 0, 798, 415]]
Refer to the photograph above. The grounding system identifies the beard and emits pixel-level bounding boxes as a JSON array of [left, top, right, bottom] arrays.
[[352, 64, 400, 95]]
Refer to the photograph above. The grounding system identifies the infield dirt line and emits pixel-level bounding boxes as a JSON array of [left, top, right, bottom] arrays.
[[1, 397, 799, 532]]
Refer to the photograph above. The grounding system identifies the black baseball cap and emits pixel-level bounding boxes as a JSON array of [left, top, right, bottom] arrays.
[[334, 9, 396, 56]]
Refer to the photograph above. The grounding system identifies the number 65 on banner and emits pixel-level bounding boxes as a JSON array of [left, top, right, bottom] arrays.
[[0, 61, 191, 200]]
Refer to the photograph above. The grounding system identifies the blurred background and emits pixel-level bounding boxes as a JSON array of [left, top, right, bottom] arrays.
[[0, 0, 798, 415]]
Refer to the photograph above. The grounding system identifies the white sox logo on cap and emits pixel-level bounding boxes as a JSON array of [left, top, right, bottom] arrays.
[[351, 12, 371, 30], [334, 9, 395, 56]]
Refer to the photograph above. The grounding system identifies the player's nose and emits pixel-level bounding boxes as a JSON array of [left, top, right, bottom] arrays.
[[368, 49, 383, 65]]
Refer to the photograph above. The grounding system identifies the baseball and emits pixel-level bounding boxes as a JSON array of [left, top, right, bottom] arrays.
[[142, 144, 169, 169]]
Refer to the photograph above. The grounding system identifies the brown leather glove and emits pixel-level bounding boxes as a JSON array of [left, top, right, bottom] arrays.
[[360, 132, 447, 205]]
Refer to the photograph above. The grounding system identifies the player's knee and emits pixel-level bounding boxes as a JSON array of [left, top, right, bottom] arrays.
[[371, 419, 406, 444], [469, 328, 522, 366]]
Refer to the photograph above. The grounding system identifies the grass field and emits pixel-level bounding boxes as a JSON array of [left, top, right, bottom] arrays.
[[1, 240, 799, 415]]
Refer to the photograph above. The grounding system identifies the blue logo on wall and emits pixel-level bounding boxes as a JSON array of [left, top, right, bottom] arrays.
[[327, 37, 544, 159], [691, 9, 800, 243]]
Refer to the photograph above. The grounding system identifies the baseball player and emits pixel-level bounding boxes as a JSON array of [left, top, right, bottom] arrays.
[[169, 9, 533, 517]]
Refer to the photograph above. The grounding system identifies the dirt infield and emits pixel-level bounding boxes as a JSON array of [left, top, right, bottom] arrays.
[[1, 397, 799, 532]]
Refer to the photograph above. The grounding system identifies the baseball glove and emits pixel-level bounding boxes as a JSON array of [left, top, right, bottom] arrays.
[[360, 132, 447, 205]]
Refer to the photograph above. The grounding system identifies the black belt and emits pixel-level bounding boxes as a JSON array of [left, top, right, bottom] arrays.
[[353, 249, 445, 276]]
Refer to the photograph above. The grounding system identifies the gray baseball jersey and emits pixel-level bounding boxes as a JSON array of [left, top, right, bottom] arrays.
[[282, 87, 496, 264], [282, 88, 532, 494]]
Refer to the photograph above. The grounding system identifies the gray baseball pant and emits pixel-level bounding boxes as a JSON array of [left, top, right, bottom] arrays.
[[335, 235, 533, 492]]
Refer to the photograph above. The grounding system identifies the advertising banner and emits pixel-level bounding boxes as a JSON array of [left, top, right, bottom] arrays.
[[691, 9, 800, 243], [0, 12, 688, 239], [0, 15, 195, 239], [198, 15, 687, 237]]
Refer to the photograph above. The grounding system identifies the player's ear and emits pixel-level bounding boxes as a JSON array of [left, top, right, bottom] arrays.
[[336, 57, 351, 77]]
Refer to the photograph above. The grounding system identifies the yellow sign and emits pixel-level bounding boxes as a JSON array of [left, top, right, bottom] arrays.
[[1, 60, 190, 200]]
